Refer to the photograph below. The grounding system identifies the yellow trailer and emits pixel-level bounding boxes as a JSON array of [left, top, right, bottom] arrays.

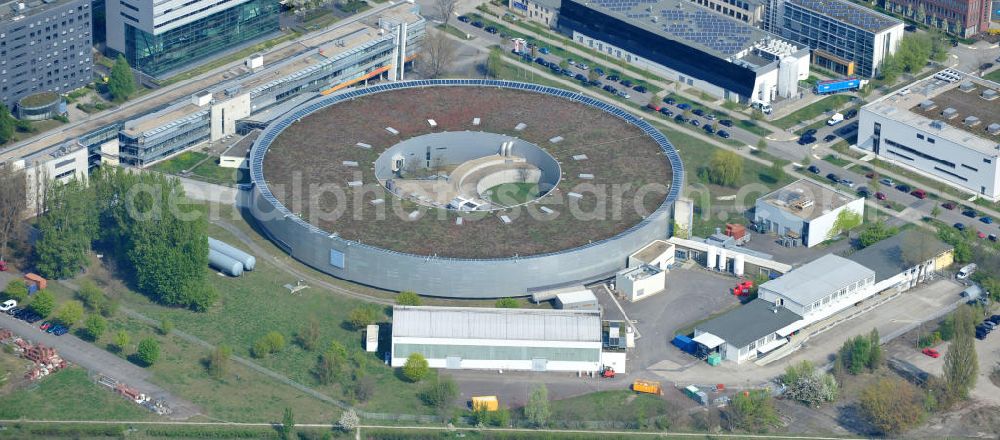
[[632, 379, 663, 395], [471, 395, 499, 411]]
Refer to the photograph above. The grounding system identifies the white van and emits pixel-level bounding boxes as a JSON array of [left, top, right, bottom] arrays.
[[956, 263, 977, 280]]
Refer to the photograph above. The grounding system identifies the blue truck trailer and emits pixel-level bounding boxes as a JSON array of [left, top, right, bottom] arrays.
[[815, 77, 861, 94]]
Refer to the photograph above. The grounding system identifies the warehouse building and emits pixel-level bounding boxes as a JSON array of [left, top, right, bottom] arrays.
[[557, 0, 810, 104], [0, 0, 93, 109], [845, 230, 953, 294], [857, 70, 1000, 201], [757, 254, 875, 323], [118, 3, 424, 166], [390, 306, 603, 372], [754, 179, 865, 247], [775, 0, 903, 78], [694, 299, 803, 364]]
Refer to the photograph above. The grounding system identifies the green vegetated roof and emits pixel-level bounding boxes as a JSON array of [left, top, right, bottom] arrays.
[[18, 92, 61, 108]]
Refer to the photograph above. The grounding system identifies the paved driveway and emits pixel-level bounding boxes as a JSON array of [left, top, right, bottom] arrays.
[[0, 314, 199, 420]]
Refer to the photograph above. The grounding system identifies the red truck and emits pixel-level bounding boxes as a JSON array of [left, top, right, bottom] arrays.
[[0, 260, 7, 271]]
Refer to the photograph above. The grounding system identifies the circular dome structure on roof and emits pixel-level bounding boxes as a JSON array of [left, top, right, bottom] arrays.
[[248, 79, 683, 298]]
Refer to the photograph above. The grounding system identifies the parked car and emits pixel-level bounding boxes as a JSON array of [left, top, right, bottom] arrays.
[[705, 113, 716, 121], [692, 108, 705, 116], [808, 165, 820, 174], [797, 136, 816, 145], [0, 299, 16, 312], [719, 119, 733, 127], [592, 67, 603, 75], [40, 321, 52, 331], [826, 173, 839, 182], [646, 103, 662, 112], [989, 315, 1000, 325], [458, 15, 470, 23], [663, 96, 675, 105], [904, 24, 917, 32], [566, 59, 576, 65], [840, 178, 855, 188], [802, 128, 818, 137], [607, 74, 620, 82], [703, 124, 715, 134], [942, 202, 956, 210], [896, 183, 911, 192], [633, 85, 647, 93], [617, 91, 631, 99], [484, 26, 498, 34], [857, 186, 869, 197], [845, 109, 858, 119], [674, 114, 688, 123], [23, 312, 42, 324], [690, 119, 701, 127], [717, 130, 730, 138], [577, 63, 589, 70], [879, 177, 893, 186], [620, 79, 633, 87], [538, 47, 550, 54], [588, 80, 601, 87], [602, 85, 615, 93], [52, 325, 69, 336], [659, 108, 674, 117], [963, 209, 978, 218], [922, 348, 940, 358], [823, 134, 837, 142], [575, 73, 586, 81], [875, 192, 887, 200], [471, 21, 484, 28], [981, 216, 994, 224], [677, 103, 692, 110], [990, 233, 998, 242], [910, 189, 927, 199], [6, 306, 22, 316], [957, 263, 976, 279], [954, 223, 966, 231]]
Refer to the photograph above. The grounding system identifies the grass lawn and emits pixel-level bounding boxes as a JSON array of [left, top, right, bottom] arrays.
[[160, 32, 300, 87], [486, 182, 540, 205], [547, 390, 675, 428], [772, 94, 854, 129], [0, 367, 156, 420], [738, 119, 771, 137], [822, 154, 852, 167], [984, 69, 1000, 83], [150, 151, 209, 175], [190, 159, 239, 185]]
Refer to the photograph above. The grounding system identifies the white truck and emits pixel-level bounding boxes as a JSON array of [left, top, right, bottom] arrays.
[[827, 112, 844, 125]]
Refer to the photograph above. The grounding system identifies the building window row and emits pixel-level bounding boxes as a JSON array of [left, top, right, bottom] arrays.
[[885, 138, 954, 168]]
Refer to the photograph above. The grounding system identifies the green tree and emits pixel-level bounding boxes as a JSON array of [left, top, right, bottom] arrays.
[[403, 353, 430, 382], [347, 306, 379, 330], [931, 204, 942, 218], [55, 300, 84, 326], [395, 291, 422, 306], [114, 330, 130, 352], [28, 290, 56, 317], [859, 221, 899, 247], [251, 331, 286, 358], [281, 407, 295, 440], [524, 384, 551, 427], [75, 280, 105, 311], [3, 279, 29, 302], [826, 209, 862, 240], [0, 104, 15, 144], [208, 344, 232, 379], [34, 179, 97, 279], [84, 314, 107, 340], [859, 378, 925, 435], [107, 54, 136, 102], [485, 48, 503, 78], [782, 360, 839, 407], [725, 389, 780, 433], [756, 138, 767, 151], [706, 150, 742, 187], [495, 297, 519, 308], [136, 337, 160, 366], [944, 305, 978, 400], [419, 375, 458, 409], [296, 317, 321, 351], [314, 342, 347, 385], [159, 319, 174, 335], [868, 328, 882, 369]]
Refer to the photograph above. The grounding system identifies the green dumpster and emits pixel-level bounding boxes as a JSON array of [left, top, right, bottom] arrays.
[[706, 353, 721, 366]]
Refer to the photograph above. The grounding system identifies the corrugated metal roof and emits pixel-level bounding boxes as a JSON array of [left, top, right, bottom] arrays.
[[845, 230, 951, 282], [761, 254, 874, 305], [697, 299, 802, 348], [392, 306, 601, 342]]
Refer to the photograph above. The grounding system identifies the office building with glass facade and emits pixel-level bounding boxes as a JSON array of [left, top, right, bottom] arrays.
[[391, 306, 603, 372], [106, 0, 279, 77], [0, 0, 93, 109], [778, 0, 903, 78]]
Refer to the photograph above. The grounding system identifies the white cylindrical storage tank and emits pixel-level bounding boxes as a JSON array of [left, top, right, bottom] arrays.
[[209, 237, 256, 271], [734, 254, 745, 277], [778, 56, 798, 98], [209, 249, 244, 277], [706, 246, 716, 270], [718, 248, 728, 272]]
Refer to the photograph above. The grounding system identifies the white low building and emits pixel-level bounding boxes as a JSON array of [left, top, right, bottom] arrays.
[[754, 179, 865, 247], [757, 254, 875, 324], [390, 306, 602, 372], [845, 230, 954, 294], [857, 70, 1000, 201], [694, 299, 804, 364]]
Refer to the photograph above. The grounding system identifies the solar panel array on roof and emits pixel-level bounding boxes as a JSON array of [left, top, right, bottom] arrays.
[[591, 0, 755, 56], [789, 0, 899, 33]]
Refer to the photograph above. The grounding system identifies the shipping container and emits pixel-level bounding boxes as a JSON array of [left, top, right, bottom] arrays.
[[671, 335, 696, 354], [633, 380, 663, 395], [815, 77, 861, 94], [24, 273, 47, 290]]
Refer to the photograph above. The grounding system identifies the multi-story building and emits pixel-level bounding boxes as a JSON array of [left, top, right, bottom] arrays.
[[508, 0, 560, 27], [883, 0, 990, 37], [776, 0, 903, 78], [754, 179, 865, 247], [105, 0, 280, 77], [0, 0, 93, 110], [857, 69, 1000, 201], [118, 3, 424, 166], [689, 0, 766, 26], [558, 0, 810, 104]]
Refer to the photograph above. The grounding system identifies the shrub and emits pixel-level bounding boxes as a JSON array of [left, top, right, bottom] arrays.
[[395, 291, 422, 306], [251, 331, 286, 358], [402, 352, 429, 382], [420, 375, 458, 409], [136, 338, 160, 366], [347, 306, 379, 330], [55, 300, 84, 326], [84, 314, 107, 340], [28, 290, 55, 317], [859, 377, 925, 435], [495, 297, 519, 308], [3, 279, 29, 302]]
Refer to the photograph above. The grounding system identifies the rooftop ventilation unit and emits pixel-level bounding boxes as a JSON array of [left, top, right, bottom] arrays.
[[982, 89, 999, 100], [919, 100, 936, 110], [942, 108, 958, 119], [929, 120, 945, 130], [959, 81, 975, 92], [964, 116, 981, 127], [988, 123, 1000, 135], [790, 199, 814, 210]]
